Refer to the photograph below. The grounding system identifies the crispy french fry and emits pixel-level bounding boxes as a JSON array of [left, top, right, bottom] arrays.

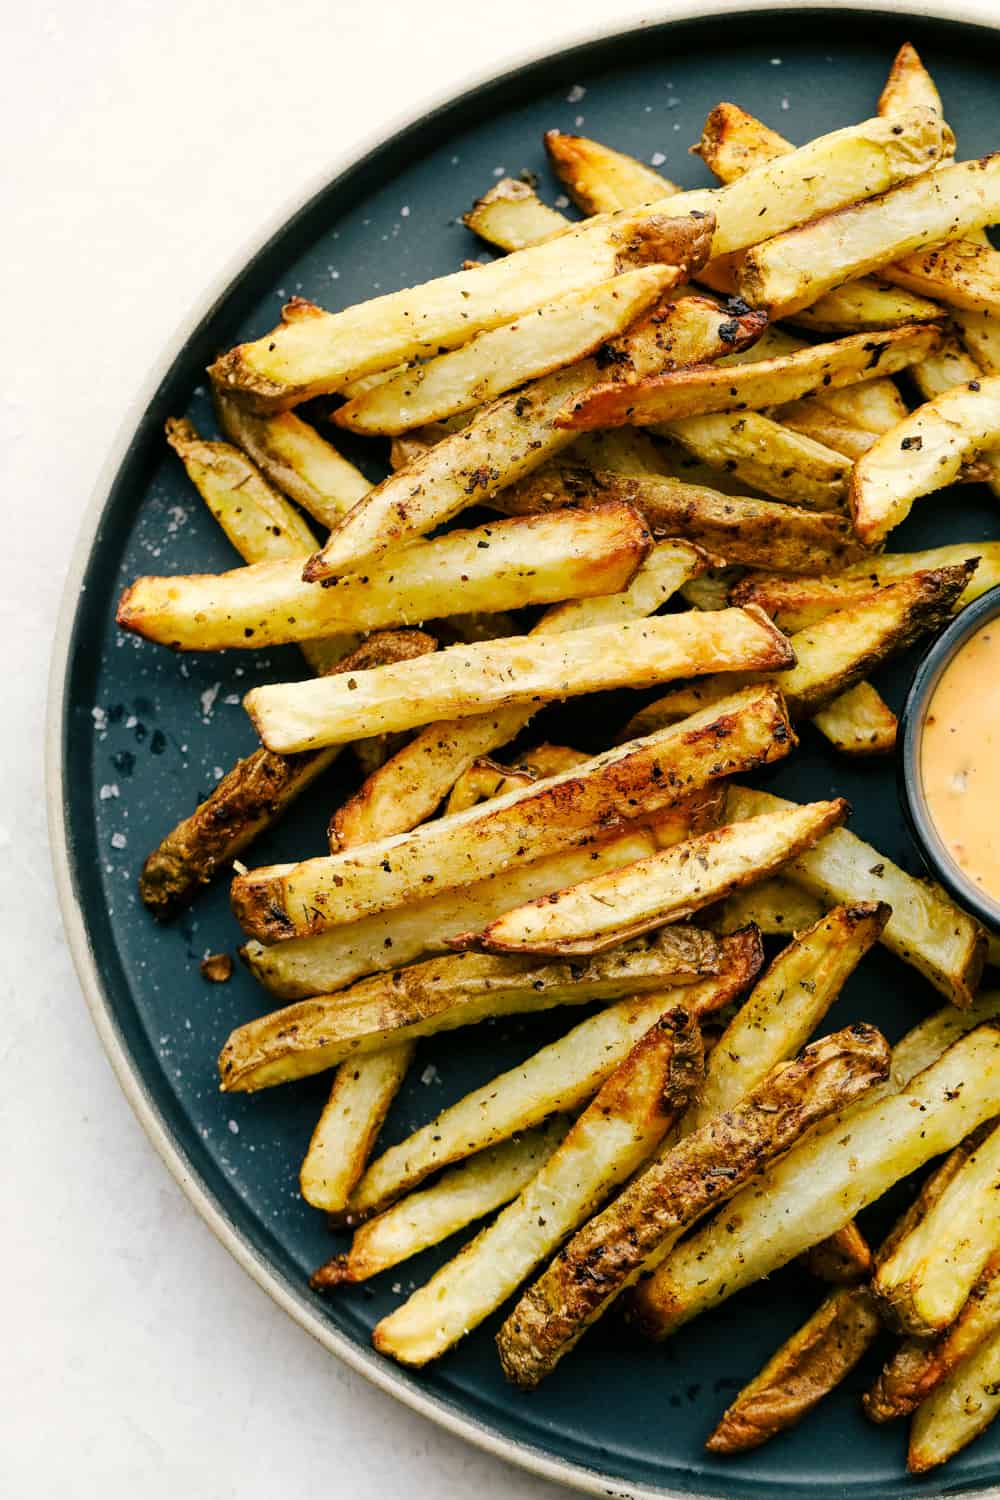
[[956, 307, 1000, 373], [874, 1120, 1000, 1336], [508, 469, 869, 572], [219, 929, 721, 1091], [682, 902, 890, 1133], [472, 800, 848, 958], [444, 757, 535, 814], [629, 1023, 1000, 1340], [884, 240, 1000, 316], [213, 389, 369, 526], [311, 1118, 571, 1285], [372, 1005, 703, 1365], [708, 874, 824, 937], [800, 1222, 873, 1284], [810, 375, 910, 434], [497, 1023, 890, 1387], [694, 102, 792, 182], [879, 40, 943, 116], [462, 177, 569, 250], [622, 564, 973, 728], [300, 1044, 414, 1212], [244, 607, 794, 753], [557, 325, 940, 430], [543, 130, 680, 212], [333, 266, 678, 435], [851, 376, 1000, 544], [569, 428, 674, 477], [706, 1286, 882, 1453], [232, 683, 796, 942], [739, 156, 1000, 317], [866, 1252, 1000, 1423], [348, 931, 762, 1220], [118, 502, 650, 652], [907, 1323, 1000, 1472], [732, 542, 1000, 632], [908, 336, 1000, 493], [210, 207, 711, 410], [653, 412, 850, 510], [724, 783, 987, 1006], [811, 681, 898, 756], [772, 400, 878, 461]]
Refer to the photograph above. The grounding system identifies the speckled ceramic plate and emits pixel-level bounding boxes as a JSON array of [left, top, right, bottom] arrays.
[[48, 7, 1000, 1496]]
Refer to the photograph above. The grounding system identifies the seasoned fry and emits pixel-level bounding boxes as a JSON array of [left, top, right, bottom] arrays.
[[724, 784, 987, 1006], [706, 1286, 881, 1453], [682, 902, 890, 1133], [851, 376, 1000, 544], [210, 207, 711, 410], [801, 1222, 873, 1284], [300, 1043, 414, 1212], [462, 177, 568, 251], [694, 102, 791, 183], [772, 400, 878, 461], [497, 1023, 890, 1387], [372, 1006, 703, 1365], [630, 1024, 1000, 1340], [219, 929, 721, 1091], [956, 307, 1000, 373], [232, 683, 796, 942], [874, 1120, 1000, 1336], [213, 390, 369, 526], [883, 240, 1000, 316], [334, 266, 678, 435], [244, 607, 794, 753], [879, 40, 943, 116], [790, 280, 943, 334], [866, 1252, 1000, 1422], [622, 565, 973, 728], [444, 757, 535, 814], [557, 325, 940, 430], [907, 1323, 1000, 1472], [348, 931, 762, 1219], [472, 800, 848, 958], [817, 377, 910, 435], [118, 502, 650, 652], [543, 129, 680, 212], [312, 1118, 571, 1285], [708, 875, 824, 937], [739, 156, 1000, 317], [811, 681, 898, 756], [655, 411, 850, 510]]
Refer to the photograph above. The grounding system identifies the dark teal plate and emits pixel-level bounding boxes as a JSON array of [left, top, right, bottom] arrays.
[[48, 8, 1000, 1496]]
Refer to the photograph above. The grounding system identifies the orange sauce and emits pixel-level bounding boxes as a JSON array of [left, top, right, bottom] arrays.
[[921, 620, 1000, 900]]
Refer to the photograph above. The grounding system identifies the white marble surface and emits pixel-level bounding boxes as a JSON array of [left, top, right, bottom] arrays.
[[4, 2, 995, 1496]]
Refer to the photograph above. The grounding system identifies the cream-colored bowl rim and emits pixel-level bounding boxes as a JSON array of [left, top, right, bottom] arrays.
[[45, 5, 999, 1496]]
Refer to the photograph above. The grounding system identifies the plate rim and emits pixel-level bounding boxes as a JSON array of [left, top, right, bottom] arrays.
[[45, 5, 1000, 1496]]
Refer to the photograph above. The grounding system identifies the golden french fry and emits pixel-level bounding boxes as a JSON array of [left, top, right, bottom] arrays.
[[472, 800, 848, 957], [543, 129, 680, 212], [708, 874, 824, 937], [300, 1043, 414, 1213], [907, 1323, 1000, 1472], [654, 412, 850, 510], [772, 400, 878, 461], [879, 40, 944, 116], [462, 177, 569, 250], [811, 681, 898, 757], [800, 1222, 873, 1285], [244, 607, 794, 753], [956, 307, 1000, 373]]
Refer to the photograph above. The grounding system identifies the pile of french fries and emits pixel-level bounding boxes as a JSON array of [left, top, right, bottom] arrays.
[[120, 41, 1000, 1476]]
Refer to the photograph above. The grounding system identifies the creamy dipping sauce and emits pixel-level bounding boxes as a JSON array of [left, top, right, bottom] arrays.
[[921, 621, 1000, 901]]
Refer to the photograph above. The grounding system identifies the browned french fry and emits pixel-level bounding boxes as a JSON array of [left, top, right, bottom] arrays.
[[811, 682, 898, 757], [907, 1324, 1000, 1472], [543, 129, 681, 211], [462, 177, 568, 250], [653, 412, 851, 510], [800, 1222, 873, 1285], [708, 875, 825, 937]]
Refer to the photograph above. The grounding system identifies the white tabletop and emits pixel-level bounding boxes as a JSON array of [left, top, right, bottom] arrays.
[[5, 2, 994, 1495]]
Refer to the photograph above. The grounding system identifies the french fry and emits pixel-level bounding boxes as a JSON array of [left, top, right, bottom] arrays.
[[556, 325, 941, 430], [543, 129, 681, 212], [724, 783, 987, 1006], [866, 1252, 1000, 1423], [879, 40, 943, 116], [629, 1023, 1000, 1340], [471, 800, 848, 958], [956, 307, 1000, 373], [874, 1120, 1000, 1336], [444, 757, 535, 814], [621, 564, 973, 728], [811, 681, 898, 756], [347, 930, 763, 1220], [139, 630, 436, 918], [739, 156, 1000, 317], [705, 1286, 882, 1453], [371, 1006, 704, 1365], [333, 266, 679, 435], [497, 1023, 890, 1387], [654, 412, 850, 510], [682, 902, 890, 1133], [300, 1044, 414, 1212], [213, 389, 369, 526], [232, 683, 797, 942], [732, 542, 1000, 632], [814, 376, 910, 434], [800, 1222, 873, 1284], [219, 929, 721, 1091], [326, 538, 723, 850], [569, 427, 675, 477], [694, 102, 791, 183], [790, 280, 943, 334], [209, 207, 711, 410], [462, 177, 568, 251], [908, 334, 1000, 495], [851, 376, 1000, 544], [708, 874, 824, 937], [311, 1118, 571, 1285], [771, 400, 878, 461], [507, 469, 869, 573], [907, 1323, 1000, 1472], [244, 608, 795, 753], [118, 502, 651, 652], [883, 240, 1000, 316]]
